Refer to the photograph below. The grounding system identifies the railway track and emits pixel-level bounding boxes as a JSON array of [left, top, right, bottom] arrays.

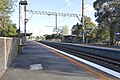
[[41, 43, 120, 73]]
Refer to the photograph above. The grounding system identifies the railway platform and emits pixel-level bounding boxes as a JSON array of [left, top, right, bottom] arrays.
[[0, 41, 118, 80]]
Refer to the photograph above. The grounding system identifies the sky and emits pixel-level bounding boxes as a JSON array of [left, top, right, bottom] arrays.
[[11, 0, 97, 36]]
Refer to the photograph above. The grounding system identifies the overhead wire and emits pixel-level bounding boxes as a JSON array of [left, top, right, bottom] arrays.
[[27, 0, 33, 23], [84, 3, 93, 9], [55, 0, 72, 29], [78, 3, 93, 13], [43, 0, 71, 28], [56, 0, 72, 24], [59, 3, 93, 23], [56, 0, 72, 11], [28, 0, 31, 10]]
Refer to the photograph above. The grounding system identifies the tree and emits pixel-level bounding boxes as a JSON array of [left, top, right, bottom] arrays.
[[60, 25, 69, 35], [7, 24, 17, 36], [71, 23, 82, 36], [84, 16, 96, 43], [93, 0, 120, 45], [0, 0, 17, 37], [71, 16, 96, 43], [44, 33, 63, 41], [95, 24, 110, 43], [45, 35, 52, 40]]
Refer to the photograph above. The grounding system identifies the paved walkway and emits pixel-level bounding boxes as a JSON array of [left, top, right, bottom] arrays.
[[0, 41, 102, 80]]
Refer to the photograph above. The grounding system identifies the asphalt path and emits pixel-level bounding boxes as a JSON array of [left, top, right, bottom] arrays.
[[0, 41, 99, 80]]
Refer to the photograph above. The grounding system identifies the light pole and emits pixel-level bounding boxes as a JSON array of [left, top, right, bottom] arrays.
[[19, 2, 21, 45], [55, 14, 57, 33], [24, 0, 27, 45], [82, 0, 85, 44], [19, 0, 28, 45]]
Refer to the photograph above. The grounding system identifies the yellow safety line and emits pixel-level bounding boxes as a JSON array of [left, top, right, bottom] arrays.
[[36, 41, 117, 80], [41, 44, 116, 80]]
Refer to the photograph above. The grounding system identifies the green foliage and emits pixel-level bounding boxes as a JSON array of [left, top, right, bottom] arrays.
[[60, 25, 69, 35], [95, 25, 110, 42], [0, 0, 17, 37], [45, 34, 52, 40], [84, 16, 96, 29], [71, 23, 82, 36], [71, 16, 96, 43], [7, 24, 17, 36], [93, 0, 120, 44], [44, 34, 63, 41]]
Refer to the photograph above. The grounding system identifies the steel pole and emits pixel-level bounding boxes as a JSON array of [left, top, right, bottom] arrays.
[[24, 0, 27, 45], [19, 2, 21, 45], [55, 14, 58, 34], [82, 0, 85, 43]]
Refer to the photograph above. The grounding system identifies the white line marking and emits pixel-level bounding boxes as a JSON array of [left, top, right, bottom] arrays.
[[30, 64, 43, 70], [38, 42, 120, 79]]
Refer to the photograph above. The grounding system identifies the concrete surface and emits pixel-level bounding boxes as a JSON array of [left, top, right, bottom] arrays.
[[0, 37, 19, 77], [0, 41, 99, 80]]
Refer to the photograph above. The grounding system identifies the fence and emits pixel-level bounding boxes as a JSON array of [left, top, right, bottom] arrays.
[[0, 37, 19, 77]]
